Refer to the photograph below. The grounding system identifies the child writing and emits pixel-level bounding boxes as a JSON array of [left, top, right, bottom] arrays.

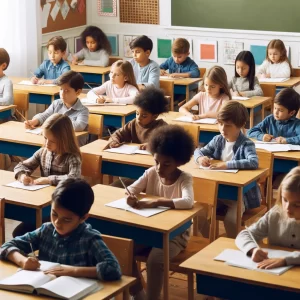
[[0, 48, 13, 108], [0, 178, 122, 281], [25, 71, 89, 146], [179, 66, 231, 120], [257, 39, 292, 79], [129, 35, 160, 89], [236, 166, 300, 269], [87, 60, 139, 104], [247, 88, 300, 144], [195, 101, 261, 238], [126, 125, 195, 300], [108, 87, 169, 150], [160, 38, 200, 78], [228, 51, 263, 97], [32, 36, 70, 85], [72, 26, 111, 67]]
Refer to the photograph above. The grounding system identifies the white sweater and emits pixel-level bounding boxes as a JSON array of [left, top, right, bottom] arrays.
[[0, 75, 13, 106], [257, 60, 291, 78]]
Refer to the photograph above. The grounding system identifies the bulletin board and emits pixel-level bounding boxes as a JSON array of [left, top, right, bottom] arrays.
[[41, 0, 87, 34]]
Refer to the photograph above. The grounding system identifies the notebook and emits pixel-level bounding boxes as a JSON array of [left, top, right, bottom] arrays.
[[160, 75, 184, 79], [174, 116, 217, 124], [199, 166, 239, 173], [105, 198, 170, 217], [81, 98, 127, 106], [214, 248, 294, 275], [5, 181, 50, 191], [0, 269, 101, 299], [26, 128, 43, 135], [18, 80, 56, 87], [255, 143, 300, 152], [232, 96, 250, 101], [258, 78, 289, 83], [104, 145, 151, 155]]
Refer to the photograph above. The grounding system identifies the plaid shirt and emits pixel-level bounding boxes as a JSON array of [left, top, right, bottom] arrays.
[[194, 132, 261, 209], [0, 222, 122, 281], [14, 147, 81, 186], [247, 115, 300, 145]]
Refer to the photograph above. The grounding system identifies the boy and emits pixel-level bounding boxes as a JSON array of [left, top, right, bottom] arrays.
[[247, 88, 300, 144], [25, 70, 89, 145], [129, 35, 160, 90], [0, 48, 13, 108], [160, 38, 200, 78], [32, 36, 70, 85], [194, 101, 261, 238], [0, 178, 122, 281]]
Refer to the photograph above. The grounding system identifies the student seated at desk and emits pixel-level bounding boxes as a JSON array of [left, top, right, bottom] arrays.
[[87, 60, 139, 104], [236, 166, 300, 269], [160, 38, 200, 78], [0, 48, 13, 109], [194, 101, 261, 238], [247, 88, 300, 144], [129, 35, 160, 90], [0, 178, 122, 281], [31, 36, 70, 85], [179, 66, 231, 120], [228, 51, 263, 97], [25, 71, 89, 146], [126, 125, 195, 300]]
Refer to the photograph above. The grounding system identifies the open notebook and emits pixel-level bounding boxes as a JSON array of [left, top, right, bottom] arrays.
[[5, 181, 50, 191], [232, 96, 250, 101], [104, 145, 151, 155], [255, 143, 300, 152], [26, 128, 43, 135], [199, 166, 239, 173], [214, 248, 294, 275], [81, 98, 126, 106], [258, 77, 289, 83], [174, 116, 217, 124], [160, 75, 184, 79], [18, 80, 56, 87]]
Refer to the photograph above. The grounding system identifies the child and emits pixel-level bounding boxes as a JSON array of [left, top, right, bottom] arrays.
[[160, 38, 200, 78], [129, 35, 160, 89], [72, 26, 111, 67], [25, 71, 89, 146], [236, 166, 300, 269], [126, 125, 195, 300], [32, 36, 70, 85], [0, 178, 122, 281], [228, 51, 263, 97], [179, 66, 231, 120], [87, 60, 139, 104], [0, 48, 13, 108], [108, 87, 169, 150], [247, 88, 300, 144], [257, 39, 292, 79], [194, 101, 261, 238]]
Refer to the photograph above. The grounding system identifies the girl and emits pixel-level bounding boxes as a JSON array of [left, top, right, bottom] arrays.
[[126, 125, 195, 300], [179, 65, 231, 120], [257, 39, 292, 79], [236, 166, 300, 269], [87, 60, 139, 104], [229, 51, 263, 97], [72, 26, 111, 67]]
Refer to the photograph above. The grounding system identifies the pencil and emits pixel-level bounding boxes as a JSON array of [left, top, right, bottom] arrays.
[[119, 177, 133, 196], [245, 225, 260, 249], [15, 108, 27, 122], [29, 241, 37, 259], [85, 82, 102, 100]]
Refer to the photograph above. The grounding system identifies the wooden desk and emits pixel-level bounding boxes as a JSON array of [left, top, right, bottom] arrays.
[[259, 77, 300, 88], [0, 121, 88, 157], [11, 77, 60, 105], [88, 184, 203, 300], [180, 237, 300, 300], [0, 105, 16, 120], [0, 261, 136, 300]]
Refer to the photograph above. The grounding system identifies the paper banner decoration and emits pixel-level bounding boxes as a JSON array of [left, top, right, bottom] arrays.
[[123, 35, 137, 58], [157, 39, 172, 59], [194, 40, 218, 62], [223, 41, 244, 65], [98, 0, 117, 17], [107, 34, 119, 56], [250, 45, 267, 65]]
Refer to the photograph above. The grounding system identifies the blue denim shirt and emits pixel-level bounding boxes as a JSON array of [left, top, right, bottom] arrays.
[[34, 59, 70, 84]]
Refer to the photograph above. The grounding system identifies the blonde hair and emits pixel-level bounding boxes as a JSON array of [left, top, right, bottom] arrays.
[[172, 38, 190, 54], [42, 114, 81, 159], [111, 60, 139, 91], [203, 66, 232, 99]]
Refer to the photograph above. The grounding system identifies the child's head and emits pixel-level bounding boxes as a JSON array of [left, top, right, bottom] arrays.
[[51, 178, 94, 236], [204, 66, 231, 100], [110, 60, 139, 90], [266, 39, 290, 65], [172, 38, 190, 65], [273, 88, 300, 121], [235, 51, 256, 90], [277, 166, 300, 221], [217, 101, 249, 141], [42, 113, 81, 158], [129, 35, 153, 65], [148, 125, 194, 178], [0, 48, 10, 73], [47, 36, 67, 65], [80, 26, 112, 54], [133, 87, 169, 127]]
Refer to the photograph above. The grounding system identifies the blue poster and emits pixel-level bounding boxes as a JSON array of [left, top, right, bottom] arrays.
[[250, 45, 267, 65]]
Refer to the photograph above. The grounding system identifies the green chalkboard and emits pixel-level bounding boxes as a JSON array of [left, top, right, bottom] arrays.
[[172, 0, 300, 33]]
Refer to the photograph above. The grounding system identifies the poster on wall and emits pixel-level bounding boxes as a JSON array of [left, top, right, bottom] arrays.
[[123, 35, 138, 58], [157, 38, 172, 59], [194, 40, 218, 62], [250, 45, 267, 65], [98, 0, 117, 17], [107, 34, 119, 56], [223, 41, 244, 65]]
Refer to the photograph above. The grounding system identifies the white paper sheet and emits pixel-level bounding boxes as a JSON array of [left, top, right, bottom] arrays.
[[18, 80, 56, 87], [60, 0, 70, 20], [50, 1, 60, 21], [26, 128, 43, 135], [258, 78, 289, 83], [42, 3, 51, 29], [199, 166, 239, 173], [174, 116, 217, 124], [232, 96, 250, 101], [255, 143, 300, 152], [5, 181, 50, 191]]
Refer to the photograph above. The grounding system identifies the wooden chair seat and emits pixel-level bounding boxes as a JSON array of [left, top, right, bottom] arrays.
[[242, 205, 267, 226]]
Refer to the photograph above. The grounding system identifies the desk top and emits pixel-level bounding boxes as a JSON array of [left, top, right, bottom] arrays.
[[0, 105, 16, 113], [256, 148, 300, 162], [90, 184, 203, 233], [10, 77, 60, 95], [259, 77, 300, 87], [159, 77, 201, 86], [0, 170, 54, 208], [0, 121, 88, 146], [180, 237, 300, 293], [235, 96, 271, 108], [0, 261, 136, 300], [70, 64, 111, 74]]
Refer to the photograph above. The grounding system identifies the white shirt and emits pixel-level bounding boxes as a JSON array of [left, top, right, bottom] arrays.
[[257, 60, 291, 78], [221, 140, 236, 162]]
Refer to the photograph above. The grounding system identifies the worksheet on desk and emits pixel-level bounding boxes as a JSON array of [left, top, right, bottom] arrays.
[[5, 181, 50, 191]]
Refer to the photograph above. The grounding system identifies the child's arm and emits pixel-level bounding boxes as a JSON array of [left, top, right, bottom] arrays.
[[247, 117, 271, 141], [160, 58, 170, 74], [143, 63, 160, 88], [257, 60, 269, 78], [71, 106, 89, 131], [172, 173, 194, 209], [272, 61, 291, 78], [72, 49, 84, 64], [108, 121, 135, 146], [32, 102, 56, 126], [194, 137, 217, 164], [52, 63, 71, 85], [241, 77, 264, 97], [285, 124, 300, 144], [0, 79, 13, 106], [86, 84, 106, 103], [83, 50, 109, 67], [33, 62, 46, 80], [179, 97, 200, 119], [111, 86, 139, 104]]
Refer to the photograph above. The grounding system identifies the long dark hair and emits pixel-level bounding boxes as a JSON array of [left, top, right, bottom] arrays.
[[235, 51, 255, 90]]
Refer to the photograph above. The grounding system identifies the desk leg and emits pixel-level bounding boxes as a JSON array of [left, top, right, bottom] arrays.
[[122, 287, 130, 300], [249, 108, 254, 128], [236, 187, 242, 235], [186, 86, 189, 103], [36, 209, 42, 228], [187, 272, 194, 300], [163, 233, 170, 300], [121, 116, 125, 127]]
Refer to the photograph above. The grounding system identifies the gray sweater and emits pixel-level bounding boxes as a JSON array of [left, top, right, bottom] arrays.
[[75, 48, 109, 67], [228, 76, 263, 97], [235, 205, 300, 265], [0, 75, 13, 106]]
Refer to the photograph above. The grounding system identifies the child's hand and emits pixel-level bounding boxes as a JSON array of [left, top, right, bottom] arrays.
[[104, 97, 112, 103], [232, 91, 240, 96], [135, 200, 158, 209], [71, 56, 78, 65], [31, 76, 38, 84], [20, 174, 34, 186], [34, 177, 50, 185], [263, 134, 274, 142], [126, 194, 139, 208], [265, 74, 271, 78], [37, 79, 46, 85], [97, 96, 106, 104], [257, 257, 286, 269], [275, 136, 287, 144], [169, 73, 182, 78], [192, 114, 201, 120], [24, 120, 35, 129], [209, 162, 227, 170], [160, 69, 167, 76], [109, 141, 122, 148], [198, 156, 211, 167], [44, 265, 75, 277], [139, 143, 147, 150], [251, 247, 269, 262], [22, 257, 40, 271]]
